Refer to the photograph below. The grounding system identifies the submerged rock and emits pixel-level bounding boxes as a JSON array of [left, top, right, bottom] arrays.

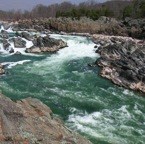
[[26, 36, 67, 53], [1, 30, 9, 39], [0, 64, 5, 74], [9, 48, 14, 53], [15, 51, 21, 55], [0, 94, 91, 144]]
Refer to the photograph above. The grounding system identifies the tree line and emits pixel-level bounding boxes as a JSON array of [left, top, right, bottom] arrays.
[[0, 0, 144, 21]]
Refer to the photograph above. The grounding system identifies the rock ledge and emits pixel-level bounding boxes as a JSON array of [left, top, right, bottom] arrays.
[[93, 34, 145, 93], [0, 94, 91, 144]]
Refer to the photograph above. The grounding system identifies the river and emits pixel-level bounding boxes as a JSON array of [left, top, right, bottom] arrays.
[[0, 31, 145, 144]]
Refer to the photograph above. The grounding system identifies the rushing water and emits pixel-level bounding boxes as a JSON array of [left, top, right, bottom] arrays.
[[0, 32, 145, 144]]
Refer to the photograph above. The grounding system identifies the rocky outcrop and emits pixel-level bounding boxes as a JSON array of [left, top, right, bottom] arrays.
[[0, 93, 91, 144], [16, 31, 33, 41], [26, 36, 67, 53], [11, 37, 26, 48], [16, 17, 145, 39], [1, 30, 9, 39], [15, 17, 128, 36], [0, 24, 68, 56], [93, 34, 145, 93]]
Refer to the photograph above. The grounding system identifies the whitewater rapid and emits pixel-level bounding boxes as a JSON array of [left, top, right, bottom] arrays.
[[0, 26, 145, 144], [27, 34, 99, 75]]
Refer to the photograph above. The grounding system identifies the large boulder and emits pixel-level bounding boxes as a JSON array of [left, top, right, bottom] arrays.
[[0, 94, 91, 144], [17, 31, 33, 41], [26, 36, 67, 53], [12, 37, 26, 48], [3, 39, 10, 49], [1, 30, 9, 39]]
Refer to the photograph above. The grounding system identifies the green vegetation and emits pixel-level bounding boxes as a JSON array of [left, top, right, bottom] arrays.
[[123, 0, 145, 19], [0, 0, 144, 21], [56, 7, 114, 20]]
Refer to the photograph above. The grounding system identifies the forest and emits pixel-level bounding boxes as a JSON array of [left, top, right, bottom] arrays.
[[0, 0, 144, 21]]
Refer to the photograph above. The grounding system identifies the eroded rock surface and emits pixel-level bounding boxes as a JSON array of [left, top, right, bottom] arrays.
[[11, 37, 26, 48], [0, 94, 91, 144], [93, 34, 145, 93], [26, 36, 67, 53]]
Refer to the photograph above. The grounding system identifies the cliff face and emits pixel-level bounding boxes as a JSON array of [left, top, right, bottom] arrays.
[[0, 94, 91, 144]]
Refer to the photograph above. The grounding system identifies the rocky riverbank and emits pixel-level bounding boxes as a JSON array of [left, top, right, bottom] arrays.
[[0, 93, 91, 144], [14, 17, 127, 36], [13, 17, 145, 39], [0, 24, 68, 77], [92, 34, 145, 93], [0, 30, 67, 54]]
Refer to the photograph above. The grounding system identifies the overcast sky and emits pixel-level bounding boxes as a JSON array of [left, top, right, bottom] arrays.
[[0, 0, 108, 11]]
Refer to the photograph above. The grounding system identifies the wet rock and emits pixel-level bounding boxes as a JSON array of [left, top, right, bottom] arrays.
[[12, 37, 26, 48], [1, 30, 9, 39], [26, 36, 67, 53], [0, 94, 91, 144], [94, 45, 98, 48], [9, 48, 14, 53], [15, 51, 21, 55], [21, 32, 33, 41], [3, 39, 10, 49]]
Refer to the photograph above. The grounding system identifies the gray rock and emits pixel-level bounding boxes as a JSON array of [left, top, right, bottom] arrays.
[[1, 30, 9, 39], [15, 51, 21, 55], [0, 93, 91, 144], [9, 48, 14, 53], [26, 36, 67, 53], [94, 35, 145, 93], [13, 37, 26, 48], [21, 31, 33, 41], [3, 39, 10, 49]]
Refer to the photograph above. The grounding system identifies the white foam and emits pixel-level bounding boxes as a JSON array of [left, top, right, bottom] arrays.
[[6, 26, 13, 33], [134, 104, 143, 115], [0, 25, 35, 55], [50, 34, 97, 59], [67, 112, 125, 143], [28, 34, 99, 75], [66, 105, 142, 143], [2, 60, 31, 69], [0, 25, 4, 32], [0, 25, 13, 32], [123, 89, 134, 96], [21, 38, 34, 49]]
